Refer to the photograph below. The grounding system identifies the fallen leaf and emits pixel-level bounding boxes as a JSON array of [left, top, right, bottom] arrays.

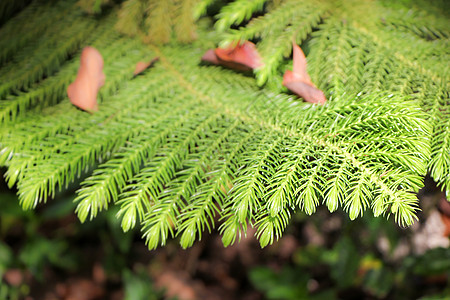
[[201, 49, 219, 65], [283, 42, 326, 105], [4, 269, 23, 286], [67, 47, 105, 112], [441, 214, 450, 237], [201, 41, 263, 71], [133, 57, 159, 76]]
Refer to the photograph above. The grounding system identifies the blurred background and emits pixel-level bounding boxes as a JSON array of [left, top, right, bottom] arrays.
[[1, 167, 449, 300]]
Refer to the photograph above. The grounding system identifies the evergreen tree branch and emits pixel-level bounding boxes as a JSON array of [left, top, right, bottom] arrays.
[[116, 109, 225, 232], [0, 0, 444, 249], [215, 0, 268, 32], [193, 0, 217, 20], [115, 0, 145, 37], [0, 19, 125, 124], [173, 0, 198, 43], [143, 0, 175, 44], [1, 37, 152, 186], [0, 1, 75, 65], [0, 11, 99, 98], [75, 93, 201, 222], [0, 0, 31, 25]]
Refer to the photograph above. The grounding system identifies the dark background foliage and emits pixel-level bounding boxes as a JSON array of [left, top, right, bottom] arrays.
[[1, 168, 449, 299]]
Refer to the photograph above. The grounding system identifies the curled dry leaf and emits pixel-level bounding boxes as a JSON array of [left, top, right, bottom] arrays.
[[67, 47, 105, 112], [133, 56, 160, 76], [283, 42, 326, 105], [201, 41, 263, 71]]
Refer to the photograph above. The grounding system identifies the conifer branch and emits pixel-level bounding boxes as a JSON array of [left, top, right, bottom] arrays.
[[0, 0, 446, 249], [0, 0, 30, 24], [75, 89, 194, 222], [173, 0, 198, 43], [193, 0, 216, 20], [116, 109, 224, 232], [0, 19, 123, 124], [115, 0, 145, 37], [0, 1, 74, 65], [215, 0, 268, 32], [143, 0, 175, 44], [0, 14, 97, 98]]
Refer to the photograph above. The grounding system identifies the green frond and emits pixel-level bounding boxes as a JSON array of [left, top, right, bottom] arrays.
[[116, 0, 200, 44], [430, 111, 450, 192], [215, 0, 268, 32], [115, 111, 220, 232], [224, 133, 284, 223], [177, 119, 243, 248], [345, 173, 373, 220], [0, 1, 75, 65], [255, 5, 325, 86], [0, 18, 123, 124], [214, 0, 329, 86], [75, 90, 192, 222], [173, 0, 198, 43], [193, 0, 216, 20], [1, 35, 151, 185], [382, 2, 449, 40], [143, 0, 175, 44], [323, 159, 351, 212], [0, 8, 98, 99], [345, 19, 449, 193], [0, 0, 30, 25], [255, 207, 291, 248], [142, 112, 244, 249], [77, 0, 111, 14], [115, 0, 145, 37], [0, 0, 447, 249], [221, 0, 310, 44]]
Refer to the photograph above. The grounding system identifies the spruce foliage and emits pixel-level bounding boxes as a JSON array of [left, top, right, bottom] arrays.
[[0, 0, 448, 249]]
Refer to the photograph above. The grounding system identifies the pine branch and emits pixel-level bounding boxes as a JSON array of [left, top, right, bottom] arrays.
[[143, 0, 175, 44], [75, 94, 205, 222], [220, 0, 327, 86], [348, 21, 449, 192], [77, 0, 111, 14], [0, 0, 446, 249], [0, 0, 31, 25], [193, 0, 216, 20], [382, 3, 449, 40], [0, 17, 123, 124], [3, 43, 156, 207], [215, 0, 268, 32], [115, 0, 145, 37], [221, 0, 311, 44], [173, 0, 198, 43], [0, 1, 74, 64], [179, 126, 257, 246], [0, 7, 97, 98], [176, 119, 242, 248], [116, 111, 222, 233], [0, 34, 151, 184]]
